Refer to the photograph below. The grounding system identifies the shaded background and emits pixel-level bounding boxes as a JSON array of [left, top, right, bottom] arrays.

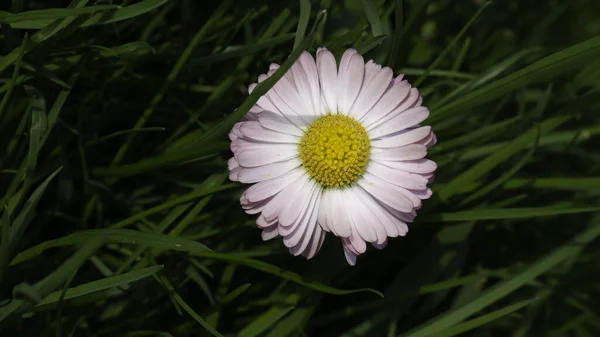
[[1, 0, 600, 336]]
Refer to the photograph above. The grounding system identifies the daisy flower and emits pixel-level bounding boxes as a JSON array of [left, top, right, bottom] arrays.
[[228, 48, 437, 265]]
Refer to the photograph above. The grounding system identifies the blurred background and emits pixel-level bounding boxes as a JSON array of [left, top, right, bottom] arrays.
[[1, 0, 600, 336]]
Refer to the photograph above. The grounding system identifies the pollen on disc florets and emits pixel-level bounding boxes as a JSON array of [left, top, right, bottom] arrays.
[[299, 114, 371, 188]]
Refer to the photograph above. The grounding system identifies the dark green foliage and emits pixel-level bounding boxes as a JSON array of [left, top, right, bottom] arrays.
[[1, 0, 600, 336]]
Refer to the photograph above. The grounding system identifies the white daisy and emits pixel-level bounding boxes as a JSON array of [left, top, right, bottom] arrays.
[[228, 48, 437, 265]]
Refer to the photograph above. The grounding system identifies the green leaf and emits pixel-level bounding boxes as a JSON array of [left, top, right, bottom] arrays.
[[503, 177, 600, 191], [400, 221, 600, 337]]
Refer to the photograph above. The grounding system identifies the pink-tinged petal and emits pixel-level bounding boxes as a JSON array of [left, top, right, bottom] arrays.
[[366, 162, 428, 190], [361, 81, 411, 126], [362, 171, 422, 208], [236, 146, 297, 167], [258, 111, 304, 136], [350, 67, 393, 121], [229, 167, 240, 182], [237, 158, 301, 183], [261, 225, 280, 240], [371, 126, 432, 148], [227, 157, 239, 171], [368, 107, 430, 138], [379, 159, 437, 174], [264, 86, 310, 128], [344, 188, 377, 243], [370, 144, 428, 161], [240, 121, 300, 143], [269, 63, 280, 70], [327, 189, 352, 237], [317, 190, 332, 233], [358, 173, 414, 213], [354, 186, 400, 238], [363, 60, 382, 87], [343, 233, 367, 254], [317, 48, 338, 114], [391, 74, 405, 86], [272, 73, 313, 120], [229, 122, 243, 141], [256, 215, 277, 228], [279, 179, 318, 231], [372, 240, 388, 250], [291, 51, 321, 116], [243, 167, 305, 203], [261, 174, 309, 221], [248, 83, 257, 94], [417, 132, 437, 148], [339, 53, 365, 115], [411, 188, 433, 200], [283, 186, 322, 249], [343, 246, 357, 266], [241, 196, 271, 215], [300, 225, 325, 259], [366, 87, 421, 130]]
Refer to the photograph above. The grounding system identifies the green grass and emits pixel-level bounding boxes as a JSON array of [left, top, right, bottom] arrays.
[[1, 0, 600, 336]]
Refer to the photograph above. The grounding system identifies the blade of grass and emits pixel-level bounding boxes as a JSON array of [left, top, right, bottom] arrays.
[[400, 220, 600, 337], [425, 299, 533, 337], [11, 229, 212, 266], [294, 0, 311, 50], [425, 206, 600, 222], [361, 0, 385, 37], [9, 0, 169, 29], [413, 2, 490, 87]]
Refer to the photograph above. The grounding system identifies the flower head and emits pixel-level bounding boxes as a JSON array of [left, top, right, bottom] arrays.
[[228, 48, 437, 265]]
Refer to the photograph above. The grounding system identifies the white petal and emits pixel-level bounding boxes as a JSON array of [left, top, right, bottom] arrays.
[[344, 187, 377, 243], [371, 126, 432, 148], [279, 179, 318, 230], [366, 162, 428, 190], [237, 158, 301, 183], [243, 167, 305, 203], [367, 87, 421, 130], [339, 53, 365, 115], [229, 122, 243, 141], [283, 186, 321, 249], [358, 173, 413, 213], [370, 144, 427, 161], [379, 159, 437, 174], [343, 246, 357, 266], [272, 73, 313, 121], [236, 146, 297, 167], [327, 189, 352, 237], [317, 48, 338, 114], [256, 215, 277, 228], [300, 225, 325, 259], [317, 191, 332, 232], [261, 173, 309, 221], [350, 67, 393, 120], [368, 107, 430, 138], [361, 81, 411, 126], [355, 188, 400, 237], [261, 225, 280, 240], [258, 111, 304, 137], [240, 121, 299, 143], [290, 51, 321, 116]]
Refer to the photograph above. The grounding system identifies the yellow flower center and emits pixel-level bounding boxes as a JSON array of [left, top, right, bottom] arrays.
[[299, 114, 370, 188]]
